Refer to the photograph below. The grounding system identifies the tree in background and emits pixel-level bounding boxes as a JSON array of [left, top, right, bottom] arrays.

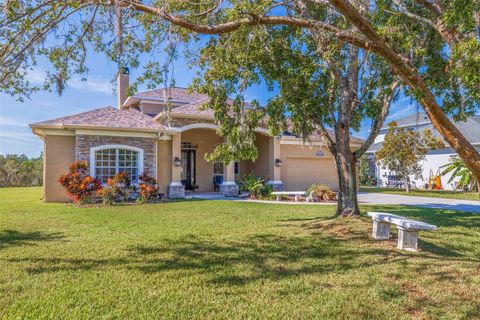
[[1, 0, 478, 182], [376, 122, 444, 192], [440, 157, 479, 193], [358, 156, 377, 187], [0, 154, 43, 187]]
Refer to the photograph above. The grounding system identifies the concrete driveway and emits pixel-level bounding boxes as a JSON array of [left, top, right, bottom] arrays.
[[358, 192, 480, 213]]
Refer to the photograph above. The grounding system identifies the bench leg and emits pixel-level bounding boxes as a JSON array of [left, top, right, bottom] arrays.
[[276, 195, 281, 201], [397, 227, 418, 251], [372, 219, 390, 240], [294, 195, 299, 202]]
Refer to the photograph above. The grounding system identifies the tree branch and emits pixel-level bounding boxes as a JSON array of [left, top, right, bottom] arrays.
[[123, 0, 375, 51], [354, 78, 401, 158]]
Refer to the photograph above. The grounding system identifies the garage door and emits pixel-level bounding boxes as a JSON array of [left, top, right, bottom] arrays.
[[285, 158, 338, 191]]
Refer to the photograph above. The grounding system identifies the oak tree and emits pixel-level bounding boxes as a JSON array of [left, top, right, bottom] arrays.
[[1, 0, 478, 213]]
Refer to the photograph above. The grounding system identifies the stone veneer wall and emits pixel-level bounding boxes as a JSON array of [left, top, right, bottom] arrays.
[[75, 135, 157, 177]]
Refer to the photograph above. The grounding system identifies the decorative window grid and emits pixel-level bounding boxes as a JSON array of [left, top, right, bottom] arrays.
[[90, 145, 144, 184]]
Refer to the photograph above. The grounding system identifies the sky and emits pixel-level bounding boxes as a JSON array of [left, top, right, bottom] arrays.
[[0, 50, 420, 158]]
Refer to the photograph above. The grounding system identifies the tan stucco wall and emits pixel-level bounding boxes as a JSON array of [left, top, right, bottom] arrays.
[[43, 135, 76, 202], [243, 133, 271, 181], [181, 129, 223, 192], [280, 144, 338, 191], [156, 140, 172, 195]]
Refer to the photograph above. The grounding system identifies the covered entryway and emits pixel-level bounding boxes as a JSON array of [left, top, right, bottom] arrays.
[[284, 157, 338, 191]]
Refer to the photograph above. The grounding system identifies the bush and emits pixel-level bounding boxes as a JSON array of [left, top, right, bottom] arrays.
[[238, 173, 272, 199], [98, 172, 132, 205], [138, 172, 158, 202], [306, 184, 337, 201], [58, 161, 102, 204]]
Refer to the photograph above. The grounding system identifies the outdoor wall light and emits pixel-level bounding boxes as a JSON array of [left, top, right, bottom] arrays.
[[275, 158, 283, 167], [173, 157, 182, 167]]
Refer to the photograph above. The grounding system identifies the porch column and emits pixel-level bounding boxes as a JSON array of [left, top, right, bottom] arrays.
[[220, 161, 239, 197], [267, 136, 284, 191], [167, 132, 185, 198]]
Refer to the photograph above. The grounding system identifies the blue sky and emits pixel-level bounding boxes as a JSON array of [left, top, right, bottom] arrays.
[[0, 51, 420, 158]]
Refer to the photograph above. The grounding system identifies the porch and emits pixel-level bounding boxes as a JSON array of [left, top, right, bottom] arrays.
[[166, 125, 283, 198]]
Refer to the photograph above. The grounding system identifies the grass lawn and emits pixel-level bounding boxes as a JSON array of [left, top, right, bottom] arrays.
[[1, 187, 479, 319], [360, 186, 480, 201]]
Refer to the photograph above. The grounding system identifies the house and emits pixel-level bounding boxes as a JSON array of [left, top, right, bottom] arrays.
[[30, 68, 364, 202], [367, 112, 480, 190]]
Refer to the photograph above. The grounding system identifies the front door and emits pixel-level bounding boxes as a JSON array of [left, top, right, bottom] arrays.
[[181, 149, 196, 190]]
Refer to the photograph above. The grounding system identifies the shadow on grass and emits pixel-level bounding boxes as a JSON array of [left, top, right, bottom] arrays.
[[362, 205, 480, 229], [0, 229, 65, 250], [6, 233, 391, 282], [4, 206, 479, 284]]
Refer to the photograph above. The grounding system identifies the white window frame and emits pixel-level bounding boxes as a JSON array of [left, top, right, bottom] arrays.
[[90, 145, 144, 183]]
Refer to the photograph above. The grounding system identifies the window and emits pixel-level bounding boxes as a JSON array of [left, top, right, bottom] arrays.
[[213, 162, 223, 175], [90, 145, 144, 183], [234, 161, 240, 175]]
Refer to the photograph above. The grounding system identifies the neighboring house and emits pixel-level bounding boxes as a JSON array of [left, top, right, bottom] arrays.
[[30, 68, 364, 202], [367, 112, 480, 190]]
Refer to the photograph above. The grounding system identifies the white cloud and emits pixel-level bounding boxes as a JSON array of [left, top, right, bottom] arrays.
[[0, 116, 26, 127], [387, 103, 417, 121], [27, 67, 113, 95], [0, 129, 38, 142], [69, 77, 113, 95], [26, 68, 47, 83]]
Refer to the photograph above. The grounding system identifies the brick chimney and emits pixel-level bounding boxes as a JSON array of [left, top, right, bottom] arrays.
[[117, 67, 129, 109]]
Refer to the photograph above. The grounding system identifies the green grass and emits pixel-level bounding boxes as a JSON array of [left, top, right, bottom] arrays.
[[1, 187, 479, 319], [360, 186, 480, 201]]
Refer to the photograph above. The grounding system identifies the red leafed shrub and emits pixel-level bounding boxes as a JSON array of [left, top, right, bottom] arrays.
[[98, 172, 132, 204], [138, 172, 158, 202], [58, 160, 102, 204]]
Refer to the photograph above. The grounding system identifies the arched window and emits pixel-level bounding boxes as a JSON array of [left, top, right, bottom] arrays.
[[90, 145, 144, 183]]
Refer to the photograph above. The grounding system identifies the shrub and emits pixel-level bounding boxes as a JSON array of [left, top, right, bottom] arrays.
[[138, 172, 158, 202], [238, 173, 272, 199], [58, 161, 102, 204], [306, 184, 337, 201], [98, 172, 132, 205]]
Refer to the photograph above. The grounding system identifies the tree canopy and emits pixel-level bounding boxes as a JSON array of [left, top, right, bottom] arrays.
[[1, 0, 479, 177]]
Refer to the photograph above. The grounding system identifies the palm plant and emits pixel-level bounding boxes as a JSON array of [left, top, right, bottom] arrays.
[[440, 157, 479, 193]]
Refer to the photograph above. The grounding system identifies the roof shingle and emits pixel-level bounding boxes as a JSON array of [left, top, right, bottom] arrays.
[[30, 106, 164, 131]]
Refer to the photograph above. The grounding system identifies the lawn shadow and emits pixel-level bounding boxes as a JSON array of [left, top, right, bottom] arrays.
[[126, 234, 393, 286], [362, 205, 480, 229], [6, 232, 390, 283], [0, 229, 66, 250]]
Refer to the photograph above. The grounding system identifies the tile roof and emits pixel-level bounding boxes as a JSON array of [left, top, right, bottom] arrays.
[[382, 112, 480, 143], [135, 87, 209, 102], [169, 98, 215, 117], [383, 112, 431, 129], [30, 106, 164, 131], [369, 112, 480, 153], [283, 120, 365, 144]]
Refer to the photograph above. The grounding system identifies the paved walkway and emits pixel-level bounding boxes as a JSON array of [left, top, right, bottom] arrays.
[[357, 192, 480, 213], [187, 192, 480, 213]]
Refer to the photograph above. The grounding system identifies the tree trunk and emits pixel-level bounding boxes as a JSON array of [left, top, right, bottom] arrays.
[[334, 152, 360, 217], [333, 124, 360, 217], [404, 177, 410, 193]]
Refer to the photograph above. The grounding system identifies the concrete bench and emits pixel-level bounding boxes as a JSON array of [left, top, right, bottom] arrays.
[[367, 212, 437, 251], [271, 191, 306, 202]]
